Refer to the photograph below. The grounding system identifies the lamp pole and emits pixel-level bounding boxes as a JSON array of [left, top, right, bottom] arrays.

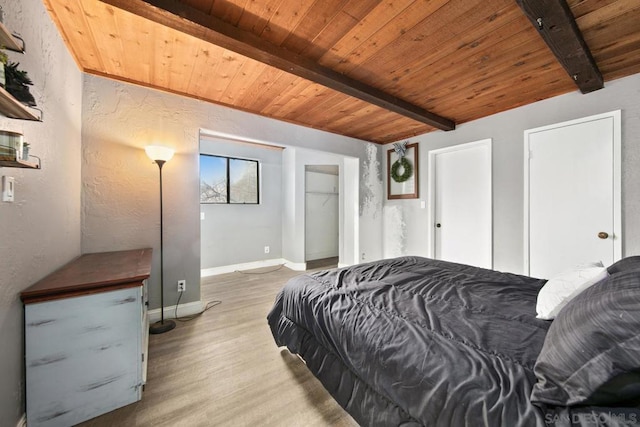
[[147, 147, 176, 335]]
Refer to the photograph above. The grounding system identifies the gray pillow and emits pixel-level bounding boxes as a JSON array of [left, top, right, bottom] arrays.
[[530, 270, 640, 406], [607, 256, 640, 275], [584, 370, 640, 406]]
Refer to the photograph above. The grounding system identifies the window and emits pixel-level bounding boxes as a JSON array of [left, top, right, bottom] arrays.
[[200, 154, 259, 204]]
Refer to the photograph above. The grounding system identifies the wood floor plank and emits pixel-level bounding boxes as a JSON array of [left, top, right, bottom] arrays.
[[79, 265, 355, 426]]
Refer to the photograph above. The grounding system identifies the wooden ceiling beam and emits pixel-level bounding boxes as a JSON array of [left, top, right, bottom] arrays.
[[98, 0, 456, 131], [516, 0, 603, 93]]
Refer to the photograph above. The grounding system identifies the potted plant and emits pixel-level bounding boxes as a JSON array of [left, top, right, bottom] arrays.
[[22, 142, 30, 160], [4, 61, 36, 106], [0, 48, 7, 88]]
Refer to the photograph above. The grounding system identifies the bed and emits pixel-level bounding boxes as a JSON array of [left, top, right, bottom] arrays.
[[267, 256, 640, 426]]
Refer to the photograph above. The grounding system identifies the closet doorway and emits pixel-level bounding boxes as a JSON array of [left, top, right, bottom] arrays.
[[305, 165, 339, 268]]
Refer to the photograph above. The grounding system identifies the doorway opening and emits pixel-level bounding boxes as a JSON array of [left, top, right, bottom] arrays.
[[305, 165, 339, 269]]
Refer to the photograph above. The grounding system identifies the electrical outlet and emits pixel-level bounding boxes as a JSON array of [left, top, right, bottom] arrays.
[[177, 280, 186, 292], [264, 246, 270, 254]]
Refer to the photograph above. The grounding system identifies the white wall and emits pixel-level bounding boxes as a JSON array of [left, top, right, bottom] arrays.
[[81, 74, 384, 310], [383, 73, 640, 274], [360, 144, 383, 263], [0, 0, 83, 423]]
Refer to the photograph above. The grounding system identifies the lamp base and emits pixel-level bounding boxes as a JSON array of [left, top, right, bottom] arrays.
[[149, 319, 176, 334]]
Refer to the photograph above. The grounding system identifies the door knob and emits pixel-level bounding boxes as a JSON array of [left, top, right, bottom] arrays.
[[436, 223, 441, 228], [598, 232, 609, 239]]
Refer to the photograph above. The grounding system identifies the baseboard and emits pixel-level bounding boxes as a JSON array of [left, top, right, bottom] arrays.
[[201, 258, 286, 277], [148, 300, 204, 323], [306, 251, 339, 261], [338, 263, 350, 269], [17, 414, 26, 427], [284, 261, 306, 271]]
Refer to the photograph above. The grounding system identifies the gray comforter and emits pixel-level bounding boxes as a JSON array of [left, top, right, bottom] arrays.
[[267, 256, 637, 426]]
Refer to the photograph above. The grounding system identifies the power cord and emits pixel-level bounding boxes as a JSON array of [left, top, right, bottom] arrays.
[[174, 291, 221, 322], [171, 264, 285, 321], [234, 264, 285, 274]]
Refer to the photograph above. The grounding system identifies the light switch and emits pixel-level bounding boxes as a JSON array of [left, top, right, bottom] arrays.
[[420, 200, 426, 209], [2, 176, 15, 202], [200, 212, 205, 220]]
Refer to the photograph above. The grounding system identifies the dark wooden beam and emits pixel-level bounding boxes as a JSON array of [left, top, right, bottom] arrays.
[[516, 0, 603, 94], [98, 0, 455, 131]]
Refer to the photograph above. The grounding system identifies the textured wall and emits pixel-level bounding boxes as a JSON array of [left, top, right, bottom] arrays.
[[0, 0, 83, 423], [360, 143, 383, 262], [384, 73, 640, 274], [383, 205, 405, 258], [81, 74, 383, 310]]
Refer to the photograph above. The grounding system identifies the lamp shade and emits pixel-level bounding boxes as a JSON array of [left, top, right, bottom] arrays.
[[145, 145, 175, 162]]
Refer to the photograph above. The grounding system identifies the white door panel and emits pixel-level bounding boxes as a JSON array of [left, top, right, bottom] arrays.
[[429, 140, 492, 269], [525, 111, 621, 278]]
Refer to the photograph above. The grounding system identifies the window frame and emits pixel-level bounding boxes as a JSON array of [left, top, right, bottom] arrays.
[[200, 153, 260, 205]]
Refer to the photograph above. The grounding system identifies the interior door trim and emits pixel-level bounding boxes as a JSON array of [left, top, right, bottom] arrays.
[[523, 110, 622, 275]]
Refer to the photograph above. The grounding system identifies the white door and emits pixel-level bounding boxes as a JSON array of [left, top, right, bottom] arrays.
[[428, 139, 492, 269], [525, 111, 621, 278]]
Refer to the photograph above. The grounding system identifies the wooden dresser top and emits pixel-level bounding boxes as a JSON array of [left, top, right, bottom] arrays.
[[21, 248, 153, 304]]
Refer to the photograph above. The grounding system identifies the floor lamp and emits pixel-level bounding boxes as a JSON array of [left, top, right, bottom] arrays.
[[146, 145, 176, 334]]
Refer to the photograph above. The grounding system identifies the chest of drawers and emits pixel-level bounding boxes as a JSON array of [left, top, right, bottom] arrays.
[[20, 249, 152, 427]]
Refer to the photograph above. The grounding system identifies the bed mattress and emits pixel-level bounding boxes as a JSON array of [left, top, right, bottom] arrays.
[[267, 256, 640, 426]]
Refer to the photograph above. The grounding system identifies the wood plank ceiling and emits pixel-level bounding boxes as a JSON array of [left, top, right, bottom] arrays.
[[43, 0, 640, 144]]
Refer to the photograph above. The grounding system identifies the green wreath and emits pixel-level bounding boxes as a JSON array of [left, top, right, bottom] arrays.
[[391, 157, 413, 183]]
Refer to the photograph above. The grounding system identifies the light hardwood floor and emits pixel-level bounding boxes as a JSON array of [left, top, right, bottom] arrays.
[[80, 264, 358, 427]]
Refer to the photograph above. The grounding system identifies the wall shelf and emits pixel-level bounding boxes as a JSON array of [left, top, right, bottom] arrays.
[[0, 21, 38, 121], [0, 150, 40, 169], [0, 21, 24, 52], [0, 86, 41, 121]]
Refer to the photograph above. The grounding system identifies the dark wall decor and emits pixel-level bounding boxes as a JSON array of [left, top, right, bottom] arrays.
[[387, 142, 419, 199]]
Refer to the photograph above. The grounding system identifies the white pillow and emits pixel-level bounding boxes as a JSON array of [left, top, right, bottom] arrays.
[[535, 262, 609, 320]]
